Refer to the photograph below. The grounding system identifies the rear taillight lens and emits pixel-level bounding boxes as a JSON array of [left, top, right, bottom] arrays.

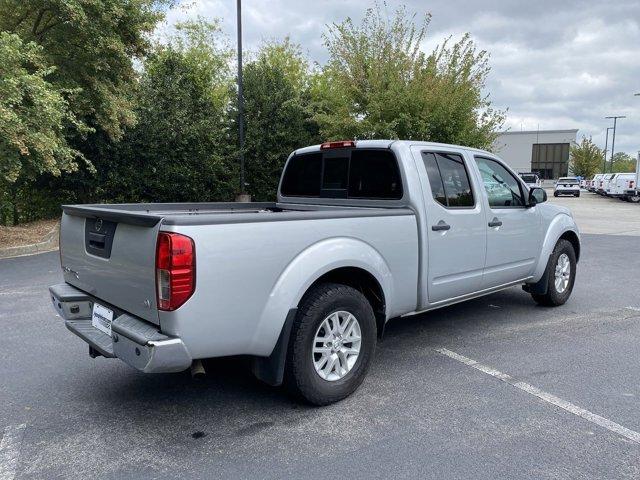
[[156, 232, 195, 311]]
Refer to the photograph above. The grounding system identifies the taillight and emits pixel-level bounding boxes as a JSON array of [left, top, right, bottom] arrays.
[[320, 140, 355, 150], [630, 181, 635, 189], [156, 232, 195, 311]]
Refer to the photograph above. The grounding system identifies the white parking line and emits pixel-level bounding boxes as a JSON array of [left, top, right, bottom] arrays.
[[626, 306, 640, 312], [0, 424, 26, 480], [436, 348, 640, 445]]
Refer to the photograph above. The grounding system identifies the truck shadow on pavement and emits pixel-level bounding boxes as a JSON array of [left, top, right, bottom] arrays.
[[90, 287, 557, 436]]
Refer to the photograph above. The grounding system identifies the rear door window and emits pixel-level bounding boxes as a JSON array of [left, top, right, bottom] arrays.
[[421, 152, 474, 207], [348, 150, 402, 199]]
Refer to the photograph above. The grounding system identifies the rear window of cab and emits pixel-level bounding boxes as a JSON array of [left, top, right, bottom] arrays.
[[280, 149, 403, 200]]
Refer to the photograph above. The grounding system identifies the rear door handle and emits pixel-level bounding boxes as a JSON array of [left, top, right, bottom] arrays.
[[488, 218, 503, 228], [431, 222, 451, 231]]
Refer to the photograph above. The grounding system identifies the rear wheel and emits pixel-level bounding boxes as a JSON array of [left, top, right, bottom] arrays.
[[531, 239, 576, 306], [630, 195, 640, 203], [284, 283, 376, 405]]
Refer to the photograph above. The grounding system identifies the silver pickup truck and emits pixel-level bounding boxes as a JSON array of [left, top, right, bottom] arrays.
[[50, 140, 580, 405]]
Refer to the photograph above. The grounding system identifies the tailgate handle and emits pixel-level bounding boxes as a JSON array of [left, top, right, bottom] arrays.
[[88, 231, 106, 249]]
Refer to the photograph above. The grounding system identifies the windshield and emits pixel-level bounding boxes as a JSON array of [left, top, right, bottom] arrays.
[[558, 178, 579, 184], [520, 174, 537, 183]]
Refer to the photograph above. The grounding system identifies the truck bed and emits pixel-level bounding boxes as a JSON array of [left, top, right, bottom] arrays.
[[62, 201, 413, 226]]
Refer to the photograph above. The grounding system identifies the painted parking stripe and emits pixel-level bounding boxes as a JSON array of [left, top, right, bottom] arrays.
[[436, 348, 640, 445], [0, 424, 26, 480], [626, 306, 640, 312]]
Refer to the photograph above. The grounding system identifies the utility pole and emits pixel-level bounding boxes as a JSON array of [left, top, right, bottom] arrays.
[[236, 0, 248, 201], [605, 115, 625, 172], [603, 127, 613, 173]]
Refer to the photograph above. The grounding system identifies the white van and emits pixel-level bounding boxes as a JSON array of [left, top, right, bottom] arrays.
[[610, 173, 635, 199], [598, 174, 616, 195], [589, 174, 603, 192]]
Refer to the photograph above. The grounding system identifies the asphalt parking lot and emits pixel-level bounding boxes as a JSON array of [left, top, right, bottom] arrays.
[[1, 191, 639, 479]]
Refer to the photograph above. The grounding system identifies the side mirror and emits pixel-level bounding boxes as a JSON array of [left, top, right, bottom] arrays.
[[529, 187, 547, 206]]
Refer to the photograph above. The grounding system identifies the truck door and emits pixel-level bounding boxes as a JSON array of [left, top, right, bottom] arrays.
[[412, 147, 487, 304], [473, 156, 541, 288]]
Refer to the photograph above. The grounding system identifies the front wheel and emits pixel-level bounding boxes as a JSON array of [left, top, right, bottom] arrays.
[[531, 239, 576, 306], [284, 283, 377, 405]]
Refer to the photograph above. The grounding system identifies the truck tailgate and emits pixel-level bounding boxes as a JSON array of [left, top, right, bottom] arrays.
[[59, 210, 161, 324]]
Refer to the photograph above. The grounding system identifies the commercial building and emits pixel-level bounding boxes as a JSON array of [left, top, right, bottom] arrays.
[[492, 129, 578, 179]]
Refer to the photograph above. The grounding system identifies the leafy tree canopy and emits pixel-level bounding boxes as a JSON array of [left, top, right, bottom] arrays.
[[569, 136, 603, 178], [243, 39, 319, 200], [102, 18, 237, 203], [0, 0, 169, 140], [610, 151, 636, 173], [0, 32, 87, 184], [311, 3, 504, 148]]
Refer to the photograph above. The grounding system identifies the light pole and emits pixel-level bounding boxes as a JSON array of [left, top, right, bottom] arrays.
[[236, 0, 248, 201], [605, 115, 625, 172], [603, 127, 613, 172]]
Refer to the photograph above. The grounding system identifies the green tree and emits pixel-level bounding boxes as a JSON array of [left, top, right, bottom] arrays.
[[243, 39, 319, 200], [610, 152, 636, 173], [311, 3, 504, 148], [0, 32, 87, 224], [103, 19, 237, 203], [569, 136, 603, 178], [0, 0, 168, 140]]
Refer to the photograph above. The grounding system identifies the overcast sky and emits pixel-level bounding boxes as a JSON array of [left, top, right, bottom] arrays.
[[163, 0, 640, 156]]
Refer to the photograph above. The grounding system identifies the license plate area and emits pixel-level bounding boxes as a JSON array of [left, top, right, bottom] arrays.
[[92, 303, 114, 336]]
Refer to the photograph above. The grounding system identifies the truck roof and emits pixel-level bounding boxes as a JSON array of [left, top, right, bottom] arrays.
[[294, 140, 495, 157]]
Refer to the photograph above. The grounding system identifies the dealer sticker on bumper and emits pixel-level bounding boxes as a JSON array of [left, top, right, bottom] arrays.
[[92, 303, 114, 336]]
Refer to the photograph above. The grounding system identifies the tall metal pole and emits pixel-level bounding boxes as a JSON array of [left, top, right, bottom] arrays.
[[605, 115, 626, 172], [603, 127, 612, 173], [236, 0, 245, 196]]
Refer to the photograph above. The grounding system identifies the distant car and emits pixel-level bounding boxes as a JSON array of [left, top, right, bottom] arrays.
[[554, 177, 580, 197], [519, 172, 541, 189]]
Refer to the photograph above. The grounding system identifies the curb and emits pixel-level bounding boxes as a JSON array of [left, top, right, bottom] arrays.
[[0, 224, 60, 259]]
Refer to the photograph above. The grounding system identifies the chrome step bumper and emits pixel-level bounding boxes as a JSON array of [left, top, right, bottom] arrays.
[[49, 283, 191, 373]]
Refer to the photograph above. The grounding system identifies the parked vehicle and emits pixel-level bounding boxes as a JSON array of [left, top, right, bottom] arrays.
[[624, 154, 640, 203], [588, 174, 603, 192], [554, 177, 581, 197], [598, 174, 616, 195], [49, 140, 581, 405], [609, 173, 636, 199], [519, 172, 541, 189]]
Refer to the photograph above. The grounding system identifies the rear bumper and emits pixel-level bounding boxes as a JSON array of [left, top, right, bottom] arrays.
[[49, 283, 191, 373]]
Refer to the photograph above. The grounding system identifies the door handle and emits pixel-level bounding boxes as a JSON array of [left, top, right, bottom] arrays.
[[488, 218, 503, 228], [431, 222, 451, 231]]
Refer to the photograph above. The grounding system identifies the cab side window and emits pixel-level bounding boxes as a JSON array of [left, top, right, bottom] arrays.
[[475, 157, 525, 208], [422, 152, 474, 208]]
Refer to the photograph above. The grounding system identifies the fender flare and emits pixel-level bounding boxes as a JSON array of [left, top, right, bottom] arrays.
[[530, 214, 580, 283], [250, 237, 393, 385]]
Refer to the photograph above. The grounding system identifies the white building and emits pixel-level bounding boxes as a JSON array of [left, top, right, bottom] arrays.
[[492, 129, 578, 180]]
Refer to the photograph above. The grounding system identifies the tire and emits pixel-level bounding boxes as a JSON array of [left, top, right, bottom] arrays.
[[284, 283, 377, 405], [575, 192, 580, 197], [630, 195, 640, 204], [531, 239, 576, 307], [553, 192, 558, 197]]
